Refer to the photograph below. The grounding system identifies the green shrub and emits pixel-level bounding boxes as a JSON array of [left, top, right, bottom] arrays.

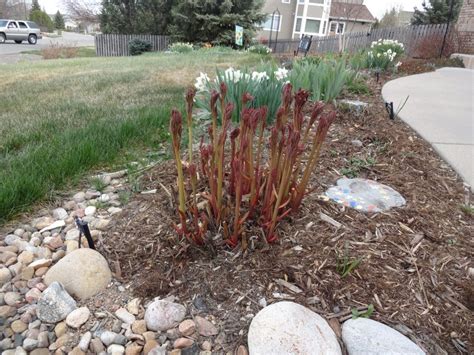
[[194, 65, 288, 121], [169, 42, 194, 53], [247, 44, 272, 55], [129, 39, 152, 56], [289, 58, 355, 102]]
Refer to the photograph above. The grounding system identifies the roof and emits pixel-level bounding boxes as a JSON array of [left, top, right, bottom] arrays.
[[329, 2, 376, 23]]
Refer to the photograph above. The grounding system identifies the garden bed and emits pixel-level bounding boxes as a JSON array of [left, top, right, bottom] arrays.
[[101, 72, 473, 353]]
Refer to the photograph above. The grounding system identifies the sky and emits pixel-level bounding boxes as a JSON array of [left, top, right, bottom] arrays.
[[40, 0, 426, 19]]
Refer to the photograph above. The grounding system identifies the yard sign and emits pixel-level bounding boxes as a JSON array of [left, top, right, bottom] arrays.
[[235, 25, 243, 46]]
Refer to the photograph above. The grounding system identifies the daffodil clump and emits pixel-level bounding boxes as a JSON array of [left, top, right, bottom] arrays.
[[194, 66, 289, 122], [247, 44, 272, 55], [169, 42, 194, 53], [367, 39, 404, 71]]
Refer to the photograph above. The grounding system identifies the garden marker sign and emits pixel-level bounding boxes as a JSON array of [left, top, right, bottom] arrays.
[[235, 25, 243, 46], [296, 35, 313, 56]]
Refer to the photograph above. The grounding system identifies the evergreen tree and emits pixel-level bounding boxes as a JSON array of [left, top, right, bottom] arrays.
[[100, 0, 139, 34], [29, 1, 54, 33], [54, 10, 65, 30], [31, 0, 41, 13], [100, 0, 264, 44], [411, 0, 462, 25], [168, 0, 265, 46]]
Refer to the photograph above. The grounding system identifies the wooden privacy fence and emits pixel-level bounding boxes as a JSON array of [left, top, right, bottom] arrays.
[[272, 24, 449, 56], [95, 34, 170, 56]]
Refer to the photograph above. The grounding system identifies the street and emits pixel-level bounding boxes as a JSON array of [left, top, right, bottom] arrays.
[[0, 31, 95, 63]]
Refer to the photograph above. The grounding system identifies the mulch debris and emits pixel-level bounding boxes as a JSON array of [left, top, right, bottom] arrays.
[[101, 69, 473, 354]]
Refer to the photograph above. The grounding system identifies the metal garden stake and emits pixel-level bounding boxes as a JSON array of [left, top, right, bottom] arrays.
[[74, 216, 96, 249]]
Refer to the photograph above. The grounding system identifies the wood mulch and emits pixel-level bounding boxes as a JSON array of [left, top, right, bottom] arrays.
[[101, 70, 473, 354]]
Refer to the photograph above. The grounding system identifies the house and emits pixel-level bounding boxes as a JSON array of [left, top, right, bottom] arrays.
[[257, 0, 375, 42], [398, 11, 415, 27]]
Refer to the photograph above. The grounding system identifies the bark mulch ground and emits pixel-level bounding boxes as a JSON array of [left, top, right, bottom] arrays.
[[101, 71, 473, 354]]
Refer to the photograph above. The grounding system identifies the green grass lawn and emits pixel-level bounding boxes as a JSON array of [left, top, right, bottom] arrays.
[[0, 50, 264, 222]]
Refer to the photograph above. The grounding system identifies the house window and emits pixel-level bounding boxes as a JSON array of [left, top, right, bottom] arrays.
[[309, 0, 324, 4], [295, 17, 302, 32], [305, 19, 321, 34], [262, 14, 282, 32], [330, 21, 345, 34], [298, 0, 304, 4], [282, 0, 291, 3]]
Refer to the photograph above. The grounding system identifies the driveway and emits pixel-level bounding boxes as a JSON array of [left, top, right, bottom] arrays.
[[382, 67, 474, 188], [0, 31, 95, 63]]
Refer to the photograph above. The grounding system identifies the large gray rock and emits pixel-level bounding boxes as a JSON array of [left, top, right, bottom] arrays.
[[145, 300, 186, 331], [325, 178, 405, 213], [44, 248, 111, 300], [342, 318, 425, 355], [37, 282, 77, 323], [248, 301, 341, 355]]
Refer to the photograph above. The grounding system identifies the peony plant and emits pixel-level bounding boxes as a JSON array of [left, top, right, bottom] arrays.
[[169, 83, 336, 249]]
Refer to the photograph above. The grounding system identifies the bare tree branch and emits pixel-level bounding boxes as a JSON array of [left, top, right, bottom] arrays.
[[62, 0, 100, 23]]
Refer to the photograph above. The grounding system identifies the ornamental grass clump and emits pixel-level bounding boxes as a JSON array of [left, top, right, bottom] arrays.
[[288, 58, 354, 103], [169, 83, 336, 249]]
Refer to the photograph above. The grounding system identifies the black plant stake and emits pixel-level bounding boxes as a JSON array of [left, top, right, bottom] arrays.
[[75, 216, 96, 250], [385, 102, 394, 120]]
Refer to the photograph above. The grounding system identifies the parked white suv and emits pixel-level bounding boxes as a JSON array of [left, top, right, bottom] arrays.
[[0, 19, 43, 44]]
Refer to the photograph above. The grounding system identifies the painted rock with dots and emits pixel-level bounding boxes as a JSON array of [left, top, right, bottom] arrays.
[[325, 178, 405, 213]]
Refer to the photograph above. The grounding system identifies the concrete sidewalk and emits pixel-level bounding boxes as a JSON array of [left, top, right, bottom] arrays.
[[382, 67, 474, 188]]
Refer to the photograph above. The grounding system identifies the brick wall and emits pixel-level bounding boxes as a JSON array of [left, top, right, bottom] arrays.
[[456, 0, 474, 54]]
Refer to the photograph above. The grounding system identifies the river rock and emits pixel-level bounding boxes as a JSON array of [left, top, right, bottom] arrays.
[[178, 319, 196, 336], [342, 318, 425, 355], [127, 298, 141, 315], [108, 344, 125, 355], [0, 267, 12, 285], [65, 229, 80, 240], [25, 288, 42, 303], [29, 258, 52, 270], [66, 306, 90, 328], [174, 338, 194, 349], [73, 192, 86, 203], [4, 291, 22, 306], [84, 206, 96, 216], [248, 301, 341, 355], [44, 248, 111, 300], [195, 316, 218, 336], [33, 217, 55, 230], [36, 282, 77, 323], [90, 338, 105, 353], [18, 251, 34, 265], [52, 208, 68, 220], [79, 331, 92, 352], [115, 307, 135, 324], [101, 331, 128, 346], [131, 320, 147, 334], [11, 320, 28, 333], [23, 338, 38, 351], [125, 342, 143, 355], [145, 300, 186, 331]]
